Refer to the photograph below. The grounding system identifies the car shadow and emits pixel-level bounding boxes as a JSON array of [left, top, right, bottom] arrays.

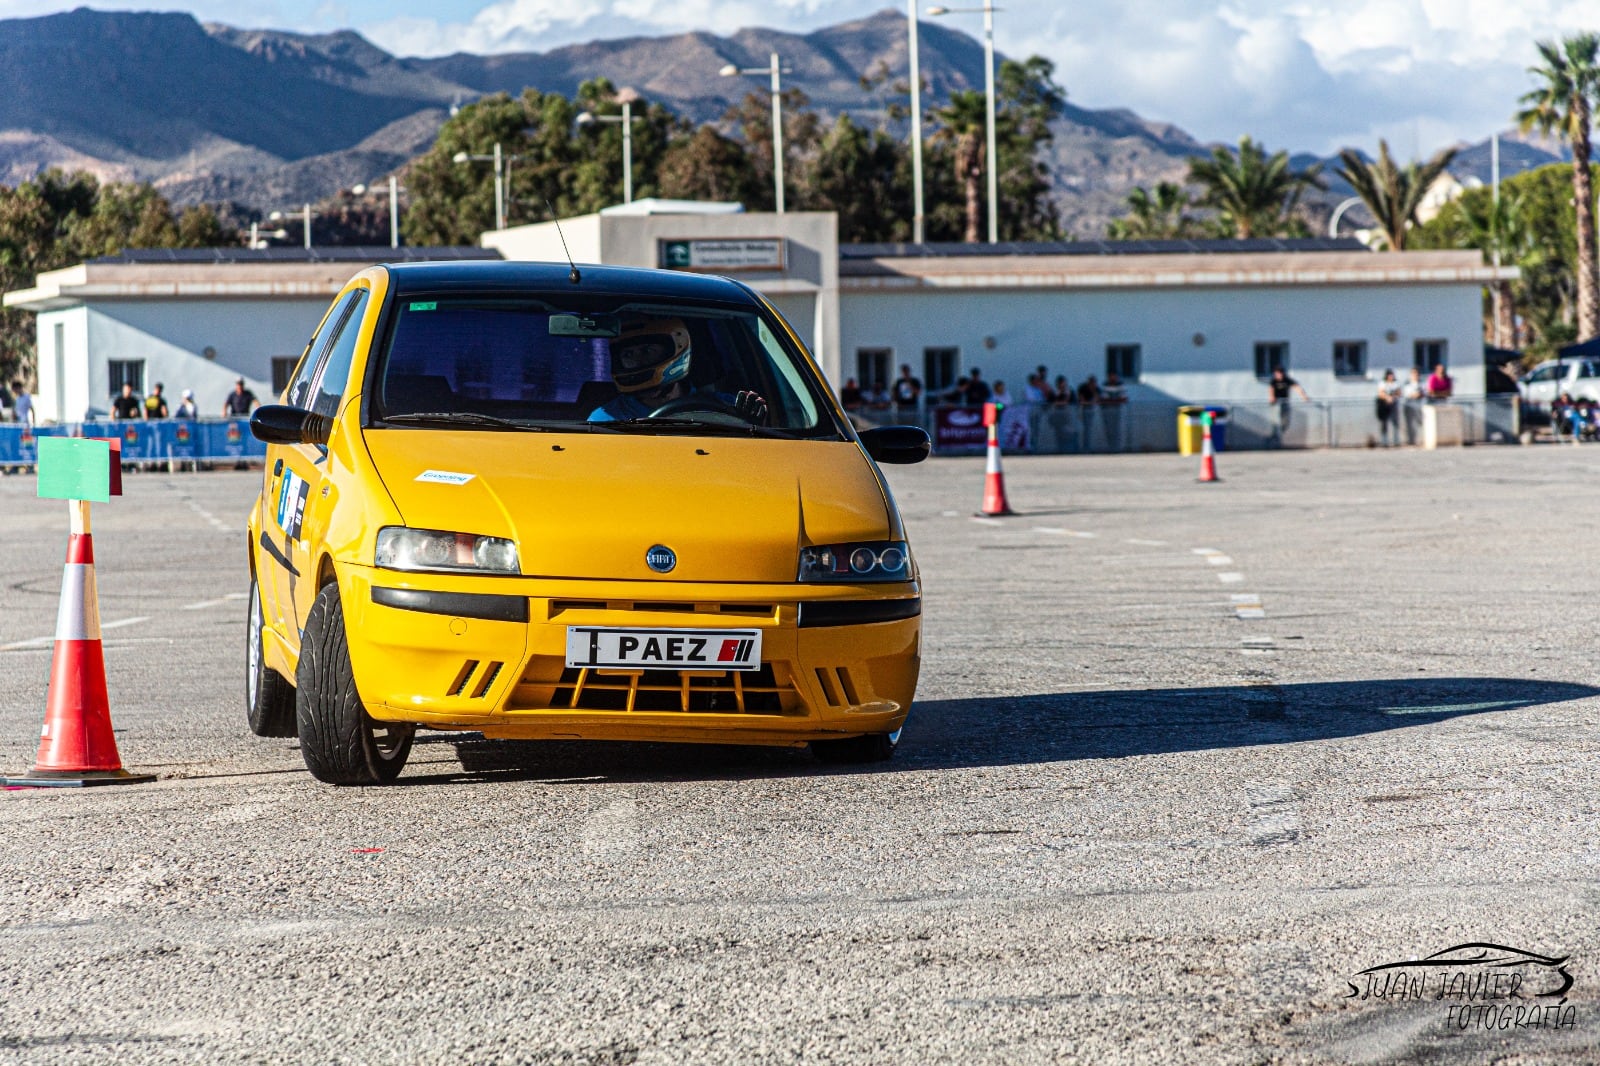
[[406, 676, 1596, 785]]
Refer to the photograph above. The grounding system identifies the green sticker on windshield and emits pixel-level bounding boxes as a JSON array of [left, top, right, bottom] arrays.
[[408, 301, 437, 312]]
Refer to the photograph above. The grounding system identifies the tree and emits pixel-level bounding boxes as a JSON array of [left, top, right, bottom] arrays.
[[1518, 33, 1600, 342], [1187, 136, 1324, 238], [721, 88, 822, 213], [798, 114, 913, 242], [1106, 182, 1203, 240], [1334, 140, 1459, 251], [568, 80, 687, 209], [657, 127, 765, 205], [1455, 190, 1535, 347], [930, 90, 988, 242]]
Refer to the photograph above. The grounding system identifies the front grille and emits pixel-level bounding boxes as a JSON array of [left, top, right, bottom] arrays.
[[546, 600, 778, 621], [522, 663, 798, 715]]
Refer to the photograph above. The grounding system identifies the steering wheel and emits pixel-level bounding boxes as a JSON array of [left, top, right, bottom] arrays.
[[647, 394, 743, 419]]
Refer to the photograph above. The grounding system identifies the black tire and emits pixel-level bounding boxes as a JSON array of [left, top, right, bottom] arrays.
[[246, 576, 298, 738], [812, 726, 901, 765], [295, 582, 414, 785]]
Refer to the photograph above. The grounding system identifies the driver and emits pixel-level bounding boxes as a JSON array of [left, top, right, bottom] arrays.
[[588, 317, 768, 424]]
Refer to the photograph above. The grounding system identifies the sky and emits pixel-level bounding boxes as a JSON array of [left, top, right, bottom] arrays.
[[3, 0, 1596, 157]]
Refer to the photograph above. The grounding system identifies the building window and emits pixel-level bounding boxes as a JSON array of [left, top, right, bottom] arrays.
[[271, 356, 299, 398], [1105, 344, 1141, 383], [1414, 338, 1448, 372], [1254, 342, 1288, 379], [856, 347, 892, 392], [923, 347, 959, 393], [108, 359, 144, 397], [1333, 340, 1367, 378]]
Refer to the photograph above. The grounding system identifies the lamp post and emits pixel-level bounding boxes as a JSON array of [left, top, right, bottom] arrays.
[[928, 3, 1000, 243], [247, 222, 289, 249], [353, 176, 404, 248], [268, 203, 314, 249], [721, 53, 792, 213], [576, 95, 640, 205], [1327, 196, 1364, 238], [908, 0, 926, 243], [453, 143, 526, 230]]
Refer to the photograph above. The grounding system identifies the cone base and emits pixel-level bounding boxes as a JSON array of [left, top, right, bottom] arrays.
[[976, 507, 1017, 516], [4, 769, 156, 788]]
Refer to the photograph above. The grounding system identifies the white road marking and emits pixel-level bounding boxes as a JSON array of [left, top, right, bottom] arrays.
[[971, 517, 1005, 527], [0, 615, 148, 651], [1192, 547, 1222, 556], [1061, 529, 1097, 539], [224, 592, 247, 600], [1126, 538, 1167, 547], [1206, 555, 1234, 566], [181, 598, 231, 611], [1032, 526, 1067, 534], [1217, 572, 1245, 583]]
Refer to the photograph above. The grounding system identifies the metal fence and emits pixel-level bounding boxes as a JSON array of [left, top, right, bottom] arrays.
[[851, 397, 1523, 455], [0, 419, 266, 469]]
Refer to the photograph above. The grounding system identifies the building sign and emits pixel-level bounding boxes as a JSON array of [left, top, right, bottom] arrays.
[[659, 239, 786, 273]]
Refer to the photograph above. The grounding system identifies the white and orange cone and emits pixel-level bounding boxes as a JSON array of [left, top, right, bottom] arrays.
[[6, 502, 153, 787], [1197, 412, 1220, 483], [979, 419, 1015, 516]]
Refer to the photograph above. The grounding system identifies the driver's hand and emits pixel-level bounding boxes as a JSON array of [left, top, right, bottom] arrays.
[[734, 390, 769, 425]]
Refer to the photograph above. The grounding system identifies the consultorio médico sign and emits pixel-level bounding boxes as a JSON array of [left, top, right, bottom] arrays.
[[659, 238, 786, 273]]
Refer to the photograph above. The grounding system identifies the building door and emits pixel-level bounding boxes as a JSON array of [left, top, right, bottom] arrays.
[[856, 348, 891, 393], [52, 323, 65, 422]]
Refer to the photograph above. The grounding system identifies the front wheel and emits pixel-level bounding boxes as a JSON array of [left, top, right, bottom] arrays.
[[246, 577, 297, 738], [811, 723, 902, 765], [295, 582, 414, 785]]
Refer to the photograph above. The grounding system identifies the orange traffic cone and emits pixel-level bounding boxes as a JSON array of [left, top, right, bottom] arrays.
[[979, 419, 1016, 515], [1197, 412, 1220, 483], [5, 502, 153, 787]]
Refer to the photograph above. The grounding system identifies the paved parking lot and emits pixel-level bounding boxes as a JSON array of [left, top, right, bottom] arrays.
[[1, 445, 1597, 1064]]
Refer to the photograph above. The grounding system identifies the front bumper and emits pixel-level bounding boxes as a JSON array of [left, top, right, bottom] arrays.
[[339, 564, 920, 745]]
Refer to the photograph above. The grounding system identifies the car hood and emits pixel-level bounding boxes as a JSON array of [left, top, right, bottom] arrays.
[[362, 429, 892, 583]]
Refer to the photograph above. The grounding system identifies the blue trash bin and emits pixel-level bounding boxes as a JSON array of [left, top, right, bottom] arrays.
[[1203, 406, 1230, 451]]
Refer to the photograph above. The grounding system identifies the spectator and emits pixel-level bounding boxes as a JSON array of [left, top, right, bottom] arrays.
[[866, 381, 891, 411], [10, 380, 33, 427], [838, 376, 863, 411], [963, 367, 992, 406], [1024, 373, 1048, 450], [945, 375, 971, 404], [174, 388, 198, 420], [1101, 371, 1128, 451], [1401, 367, 1425, 444], [1077, 374, 1100, 449], [1035, 365, 1052, 401], [223, 377, 257, 417], [1426, 362, 1453, 402], [890, 363, 922, 418], [1050, 374, 1076, 452], [1375, 369, 1401, 447], [143, 382, 169, 419], [1267, 366, 1308, 447], [111, 382, 143, 420]]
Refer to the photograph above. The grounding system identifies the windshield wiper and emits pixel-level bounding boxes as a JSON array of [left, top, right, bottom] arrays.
[[381, 412, 551, 432], [606, 417, 796, 439]]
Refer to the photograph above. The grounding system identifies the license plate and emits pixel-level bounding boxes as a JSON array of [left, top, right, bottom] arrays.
[[565, 627, 763, 672]]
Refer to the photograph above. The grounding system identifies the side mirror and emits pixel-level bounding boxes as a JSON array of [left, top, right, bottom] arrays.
[[859, 425, 931, 465], [250, 404, 332, 446]]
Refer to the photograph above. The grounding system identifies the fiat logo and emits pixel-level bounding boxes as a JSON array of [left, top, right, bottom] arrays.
[[646, 545, 676, 573]]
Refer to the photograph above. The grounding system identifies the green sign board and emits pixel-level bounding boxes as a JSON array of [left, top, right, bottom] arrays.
[[36, 437, 112, 502]]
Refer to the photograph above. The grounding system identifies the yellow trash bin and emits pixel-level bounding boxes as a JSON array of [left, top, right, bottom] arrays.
[[1177, 406, 1204, 455]]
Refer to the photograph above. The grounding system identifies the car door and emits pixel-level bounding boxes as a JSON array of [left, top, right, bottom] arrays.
[[260, 288, 365, 645]]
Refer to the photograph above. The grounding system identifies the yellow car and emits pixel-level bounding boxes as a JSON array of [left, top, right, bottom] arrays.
[[246, 261, 928, 784]]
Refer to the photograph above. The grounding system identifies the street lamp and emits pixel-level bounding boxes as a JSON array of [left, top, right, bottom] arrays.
[[908, 0, 926, 244], [352, 176, 404, 248], [452, 143, 526, 230], [247, 222, 289, 249], [928, 3, 1001, 243], [576, 92, 641, 205], [721, 53, 793, 213], [1327, 196, 1364, 238], [268, 204, 314, 249]]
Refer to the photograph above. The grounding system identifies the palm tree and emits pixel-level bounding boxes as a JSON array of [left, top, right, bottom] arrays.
[[1186, 137, 1324, 238], [1106, 182, 1200, 240], [1518, 33, 1600, 342], [1334, 141, 1459, 251], [1454, 190, 1535, 347], [932, 91, 988, 243]]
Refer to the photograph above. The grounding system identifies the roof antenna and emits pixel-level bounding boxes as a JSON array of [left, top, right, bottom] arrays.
[[546, 198, 581, 284]]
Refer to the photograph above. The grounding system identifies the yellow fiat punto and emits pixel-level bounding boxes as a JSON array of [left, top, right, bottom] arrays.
[[246, 261, 928, 784]]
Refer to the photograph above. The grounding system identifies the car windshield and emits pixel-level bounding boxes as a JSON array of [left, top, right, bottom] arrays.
[[371, 294, 837, 437]]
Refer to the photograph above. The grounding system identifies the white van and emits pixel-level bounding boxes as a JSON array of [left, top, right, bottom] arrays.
[[1520, 358, 1600, 408]]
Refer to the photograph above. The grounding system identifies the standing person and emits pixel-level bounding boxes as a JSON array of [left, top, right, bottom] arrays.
[[111, 382, 143, 420], [1050, 374, 1076, 452], [1023, 372, 1048, 451], [1426, 362, 1453, 402], [1267, 366, 1308, 447], [174, 388, 198, 420], [1401, 367, 1425, 444], [10, 380, 33, 427], [890, 363, 922, 420], [1375, 370, 1402, 447], [1100, 371, 1128, 451], [223, 377, 257, 417], [1076, 374, 1100, 450], [143, 382, 169, 419], [838, 376, 863, 411], [963, 367, 992, 407]]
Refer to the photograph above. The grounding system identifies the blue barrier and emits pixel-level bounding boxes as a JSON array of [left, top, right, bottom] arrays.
[[0, 419, 265, 468]]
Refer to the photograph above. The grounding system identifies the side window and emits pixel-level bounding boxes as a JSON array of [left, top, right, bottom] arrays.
[[308, 290, 369, 418], [286, 291, 358, 408]]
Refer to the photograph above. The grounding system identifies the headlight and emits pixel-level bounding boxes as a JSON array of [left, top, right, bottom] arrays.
[[798, 541, 912, 582], [375, 527, 520, 574]]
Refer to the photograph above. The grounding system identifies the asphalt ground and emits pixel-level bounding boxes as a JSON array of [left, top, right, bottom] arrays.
[[1, 444, 1597, 1065]]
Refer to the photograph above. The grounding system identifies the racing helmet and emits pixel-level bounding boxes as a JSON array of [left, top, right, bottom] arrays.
[[611, 318, 692, 393]]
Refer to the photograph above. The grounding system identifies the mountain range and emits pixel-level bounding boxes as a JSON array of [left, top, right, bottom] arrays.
[[0, 7, 1568, 237]]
